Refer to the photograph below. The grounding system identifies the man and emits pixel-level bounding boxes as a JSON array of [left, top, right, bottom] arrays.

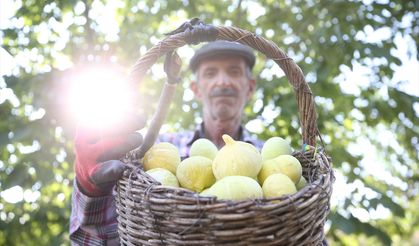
[[70, 40, 261, 245]]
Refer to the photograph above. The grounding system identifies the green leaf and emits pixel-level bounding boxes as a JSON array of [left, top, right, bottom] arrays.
[[330, 212, 392, 245]]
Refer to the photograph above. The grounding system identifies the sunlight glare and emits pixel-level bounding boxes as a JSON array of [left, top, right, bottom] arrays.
[[68, 66, 133, 129]]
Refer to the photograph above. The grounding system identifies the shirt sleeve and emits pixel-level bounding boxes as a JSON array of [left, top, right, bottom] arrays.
[[69, 131, 193, 245], [70, 179, 120, 246]]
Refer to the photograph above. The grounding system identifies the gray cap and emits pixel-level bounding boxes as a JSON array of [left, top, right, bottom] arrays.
[[189, 40, 255, 72]]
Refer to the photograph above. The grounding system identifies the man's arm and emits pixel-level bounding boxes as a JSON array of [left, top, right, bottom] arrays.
[[69, 52, 182, 244], [70, 119, 144, 245], [69, 132, 186, 246], [70, 181, 119, 246]]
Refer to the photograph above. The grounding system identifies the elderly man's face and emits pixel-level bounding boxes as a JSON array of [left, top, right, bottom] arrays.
[[191, 55, 256, 122]]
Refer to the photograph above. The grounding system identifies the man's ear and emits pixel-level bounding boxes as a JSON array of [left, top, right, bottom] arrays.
[[246, 78, 256, 99], [190, 80, 202, 100]]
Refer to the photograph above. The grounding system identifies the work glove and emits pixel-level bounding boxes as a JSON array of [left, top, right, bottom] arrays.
[[74, 117, 145, 197]]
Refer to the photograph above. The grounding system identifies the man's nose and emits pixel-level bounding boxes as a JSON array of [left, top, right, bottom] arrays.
[[215, 72, 231, 86]]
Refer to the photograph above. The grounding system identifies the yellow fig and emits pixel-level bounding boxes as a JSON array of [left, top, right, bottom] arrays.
[[261, 137, 292, 161], [189, 138, 218, 160], [199, 187, 213, 197], [176, 156, 215, 192], [212, 134, 262, 180], [296, 176, 307, 190], [258, 155, 302, 185], [205, 176, 263, 201], [143, 142, 180, 174], [263, 173, 297, 198], [146, 168, 179, 187]]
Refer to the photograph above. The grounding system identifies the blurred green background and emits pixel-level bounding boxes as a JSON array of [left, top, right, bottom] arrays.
[[0, 0, 418, 245]]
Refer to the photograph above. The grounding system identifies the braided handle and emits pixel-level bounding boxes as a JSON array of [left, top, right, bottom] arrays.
[[130, 25, 318, 146]]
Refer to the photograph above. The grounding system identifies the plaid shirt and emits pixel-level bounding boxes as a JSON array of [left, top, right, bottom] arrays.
[[70, 125, 263, 245]]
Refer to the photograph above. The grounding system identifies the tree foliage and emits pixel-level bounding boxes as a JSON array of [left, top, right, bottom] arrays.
[[0, 0, 418, 245]]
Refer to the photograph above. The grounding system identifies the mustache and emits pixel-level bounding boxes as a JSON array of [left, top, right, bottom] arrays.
[[210, 87, 238, 98]]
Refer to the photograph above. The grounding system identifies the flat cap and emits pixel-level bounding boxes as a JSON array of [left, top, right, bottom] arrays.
[[189, 40, 255, 72]]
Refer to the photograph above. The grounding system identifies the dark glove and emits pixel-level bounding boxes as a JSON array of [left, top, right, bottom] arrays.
[[74, 117, 145, 197]]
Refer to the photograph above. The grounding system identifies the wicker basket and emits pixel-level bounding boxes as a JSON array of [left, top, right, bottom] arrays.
[[116, 24, 334, 245]]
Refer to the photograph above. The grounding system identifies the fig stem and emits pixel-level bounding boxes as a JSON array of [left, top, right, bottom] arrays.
[[222, 134, 234, 145]]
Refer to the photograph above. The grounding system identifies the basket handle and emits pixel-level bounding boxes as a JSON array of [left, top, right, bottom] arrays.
[[129, 20, 318, 149]]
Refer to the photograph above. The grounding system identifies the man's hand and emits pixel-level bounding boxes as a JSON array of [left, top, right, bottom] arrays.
[[74, 116, 145, 197]]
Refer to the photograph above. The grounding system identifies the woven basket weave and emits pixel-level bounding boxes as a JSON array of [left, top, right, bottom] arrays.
[[116, 25, 334, 245]]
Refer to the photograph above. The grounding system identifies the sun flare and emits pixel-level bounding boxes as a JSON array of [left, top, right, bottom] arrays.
[[67, 66, 134, 129]]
